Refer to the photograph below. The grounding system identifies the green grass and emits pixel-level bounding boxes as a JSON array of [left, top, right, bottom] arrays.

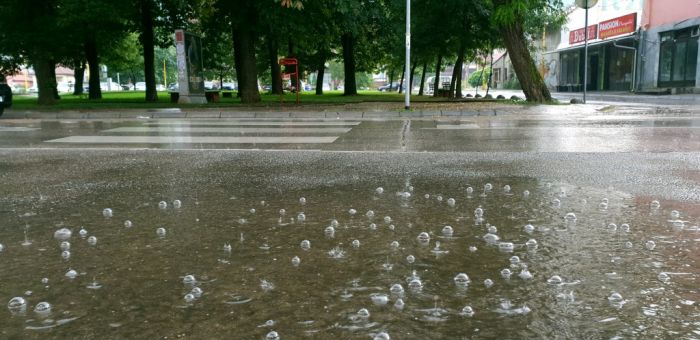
[[10, 90, 470, 111]]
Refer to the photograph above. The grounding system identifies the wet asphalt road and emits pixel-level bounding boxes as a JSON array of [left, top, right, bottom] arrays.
[[1, 105, 699, 204]]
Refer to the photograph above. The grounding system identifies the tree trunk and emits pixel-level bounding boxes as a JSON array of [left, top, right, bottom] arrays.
[[433, 53, 443, 97], [315, 63, 325, 95], [233, 28, 261, 103], [454, 43, 465, 98], [398, 68, 405, 94], [268, 38, 282, 95], [141, 0, 158, 102], [409, 63, 417, 95], [73, 61, 85, 95], [85, 36, 102, 100], [33, 57, 58, 105], [287, 39, 298, 93], [341, 33, 357, 96], [418, 61, 427, 96], [388, 68, 395, 91], [49, 60, 60, 100], [486, 47, 494, 96], [500, 22, 552, 102]]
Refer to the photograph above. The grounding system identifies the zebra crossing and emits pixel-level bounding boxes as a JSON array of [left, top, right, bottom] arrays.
[[44, 119, 361, 148]]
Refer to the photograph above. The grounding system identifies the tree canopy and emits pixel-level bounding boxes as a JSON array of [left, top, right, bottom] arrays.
[[0, 0, 566, 104]]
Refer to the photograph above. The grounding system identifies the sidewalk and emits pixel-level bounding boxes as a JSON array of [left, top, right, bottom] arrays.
[[488, 89, 700, 106]]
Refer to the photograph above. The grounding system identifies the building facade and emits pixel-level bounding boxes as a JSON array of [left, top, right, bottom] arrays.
[[539, 0, 699, 93], [638, 0, 700, 93]]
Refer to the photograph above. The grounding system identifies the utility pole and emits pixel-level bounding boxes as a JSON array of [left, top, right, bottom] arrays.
[[405, 0, 411, 110]]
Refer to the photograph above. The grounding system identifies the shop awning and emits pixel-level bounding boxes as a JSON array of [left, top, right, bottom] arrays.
[[544, 33, 636, 55]]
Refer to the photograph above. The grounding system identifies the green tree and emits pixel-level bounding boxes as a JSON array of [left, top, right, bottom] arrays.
[[490, 0, 565, 102]]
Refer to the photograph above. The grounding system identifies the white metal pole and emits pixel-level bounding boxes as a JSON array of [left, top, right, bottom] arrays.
[[405, 0, 411, 110], [583, 6, 589, 104]]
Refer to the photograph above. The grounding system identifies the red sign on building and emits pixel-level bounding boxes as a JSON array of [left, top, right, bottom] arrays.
[[569, 25, 597, 45], [599, 13, 637, 40]]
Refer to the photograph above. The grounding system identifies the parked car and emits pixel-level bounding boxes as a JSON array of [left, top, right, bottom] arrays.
[[0, 80, 12, 116], [221, 82, 236, 91], [378, 82, 399, 92], [134, 82, 146, 91], [167, 83, 179, 91]]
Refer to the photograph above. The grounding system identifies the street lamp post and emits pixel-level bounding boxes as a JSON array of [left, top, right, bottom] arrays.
[[405, 0, 411, 110], [575, 0, 598, 104]]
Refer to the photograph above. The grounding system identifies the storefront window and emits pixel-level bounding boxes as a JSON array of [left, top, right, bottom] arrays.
[[658, 27, 699, 87]]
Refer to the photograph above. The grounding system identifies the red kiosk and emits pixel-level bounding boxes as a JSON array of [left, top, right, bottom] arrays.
[[279, 57, 300, 105]]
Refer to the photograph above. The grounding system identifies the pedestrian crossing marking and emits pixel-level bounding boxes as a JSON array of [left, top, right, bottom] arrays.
[[46, 136, 339, 144], [103, 127, 352, 134]]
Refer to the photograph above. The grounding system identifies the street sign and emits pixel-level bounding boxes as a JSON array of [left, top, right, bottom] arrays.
[[575, 0, 598, 9]]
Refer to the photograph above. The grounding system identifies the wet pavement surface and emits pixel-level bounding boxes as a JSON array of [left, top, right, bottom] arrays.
[[1, 106, 700, 338]]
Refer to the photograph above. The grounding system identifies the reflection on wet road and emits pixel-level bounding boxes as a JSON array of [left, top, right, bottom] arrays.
[[0, 115, 699, 152]]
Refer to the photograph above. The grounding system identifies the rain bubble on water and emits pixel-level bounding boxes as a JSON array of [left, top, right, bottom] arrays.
[[297, 213, 306, 222], [484, 183, 493, 191], [498, 242, 514, 252], [65, 269, 77, 279], [34, 301, 52, 317], [454, 273, 471, 287], [503, 185, 511, 193], [348, 208, 357, 216], [658, 272, 670, 283], [442, 226, 454, 237], [435, 195, 443, 202], [390, 283, 404, 297], [417, 232, 430, 245], [406, 255, 415, 264], [173, 200, 182, 209], [523, 190, 530, 198], [466, 187, 474, 195], [370, 293, 389, 306], [524, 224, 535, 233], [373, 332, 390, 340], [8, 297, 27, 315], [469, 246, 478, 252], [375, 187, 384, 195], [390, 241, 400, 250], [87, 236, 97, 246], [299, 197, 306, 205], [54, 228, 72, 241], [0, 243, 4, 252], [383, 216, 392, 224], [388, 224, 396, 231], [484, 279, 494, 288], [620, 223, 630, 232], [366, 210, 375, 219], [519, 268, 533, 280], [184, 293, 195, 303], [564, 213, 577, 222], [124, 220, 133, 228], [291, 256, 301, 267], [265, 331, 280, 340], [509, 256, 520, 264], [488, 225, 498, 234], [223, 243, 232, 253], [447, 198, 456, 207], [369, 223, 377, 230], [650, 200, 660, 209], [551, 198, 561, 208], [103, 208, 113, 218], [158, 201, 168, 209], [249, 208, 256, 214], [324, 226, 335, 238], [79, 227, 87, 238], [547, 275, 563, 285], [61, 250, 71, 260], [183, 275, 196, 285], [394, 298, 405, 311], [501, 268, 512, 279], [526, 239, 538, 250], [156, 228, 167, 238], [607, 223, 618, 232], [671, 210, 680, 219], [60, 241, 70, 251], [460, 306, 475, 317], [645, 240, 656, 250], [352, 239, 361, 248], [300, 240, 311, 250]]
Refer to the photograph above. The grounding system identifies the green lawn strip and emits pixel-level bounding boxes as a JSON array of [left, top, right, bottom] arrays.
[[8, 90, 507, 111]]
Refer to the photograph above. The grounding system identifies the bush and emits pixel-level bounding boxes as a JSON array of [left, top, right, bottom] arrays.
[[468, 68, 491, 88], [502, 77, 521, 90]]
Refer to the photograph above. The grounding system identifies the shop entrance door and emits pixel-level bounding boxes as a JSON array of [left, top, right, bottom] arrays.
[[589, 54, 599, 91]]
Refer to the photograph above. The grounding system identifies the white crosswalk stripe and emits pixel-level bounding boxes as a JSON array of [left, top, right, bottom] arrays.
[[44, 119, 359, 148]]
